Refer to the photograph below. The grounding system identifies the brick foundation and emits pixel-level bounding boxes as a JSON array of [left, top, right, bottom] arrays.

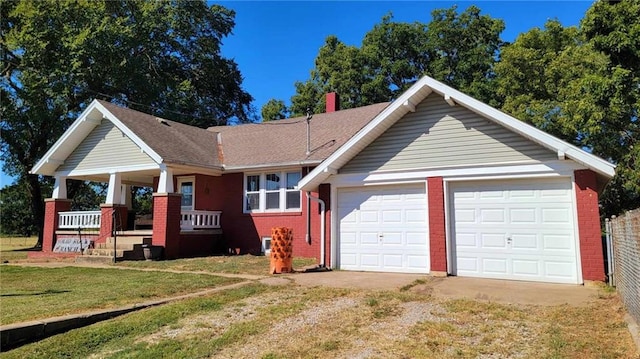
[[42, 199, 72, 252], [152, 193, 182, 259], [574, 169, 606, 281], [99, 204, 128, 243]]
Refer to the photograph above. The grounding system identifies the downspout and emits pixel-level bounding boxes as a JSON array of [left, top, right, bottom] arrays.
[[306, 191, 326, 267]]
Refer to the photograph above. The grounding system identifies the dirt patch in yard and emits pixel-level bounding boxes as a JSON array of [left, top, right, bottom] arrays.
[[133, 284, 636, 358]]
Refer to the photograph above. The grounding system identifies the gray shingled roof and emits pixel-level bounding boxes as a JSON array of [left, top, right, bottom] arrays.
[[97, 100, 221, 169], [99, 100, 389, 170], [208, 103, 390, 168]]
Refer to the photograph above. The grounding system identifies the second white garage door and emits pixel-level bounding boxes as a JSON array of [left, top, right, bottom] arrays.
[[338, 184, 429, 273], [450, 178, 579, 284]]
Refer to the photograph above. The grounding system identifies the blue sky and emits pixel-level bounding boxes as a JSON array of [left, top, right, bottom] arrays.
[[1, 1, 594, 189]]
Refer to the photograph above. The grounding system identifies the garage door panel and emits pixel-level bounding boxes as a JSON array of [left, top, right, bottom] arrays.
[[382, 254, 403, 268], [482, 258, 508, 274], [480, 209, 506, 223], [407, 232, 428, 246], [360, 254, 380, 266], [361, 232, 378, 245], [338, 184, 429, 273], [481, 233, 508, 248], [360, 210, 378, 223], [452, 178, 579, 284], [382, 210, 402, 223], [512, 259, 540, 276], [511, 234, 537, 249]]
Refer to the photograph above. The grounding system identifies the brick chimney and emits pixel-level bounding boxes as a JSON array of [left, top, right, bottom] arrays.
[[326, 92, 340, 113]]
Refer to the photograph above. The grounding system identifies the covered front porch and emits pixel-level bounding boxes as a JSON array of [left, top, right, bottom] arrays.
[[42, 164, 225, 259]]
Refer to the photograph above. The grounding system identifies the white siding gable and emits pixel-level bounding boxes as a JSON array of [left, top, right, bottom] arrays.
[[57, 119, 156, 173], [341, 94, 556, 174]]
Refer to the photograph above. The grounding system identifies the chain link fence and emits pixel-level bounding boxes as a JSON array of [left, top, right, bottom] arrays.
[[608, 208, 640, 325]]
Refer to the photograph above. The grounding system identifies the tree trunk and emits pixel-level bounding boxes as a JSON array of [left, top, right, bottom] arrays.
[[26, 174, 45, 249]]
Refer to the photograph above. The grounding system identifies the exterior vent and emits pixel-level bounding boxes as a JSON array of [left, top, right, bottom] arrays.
[[156, 117, 169, 126], [262, 237, 271, 255]]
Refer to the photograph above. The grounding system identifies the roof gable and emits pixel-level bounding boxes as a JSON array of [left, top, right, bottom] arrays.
[[31, 100, 222, 176], [298, 76, 616, 191], [341, 93, 557, 174], [56, 119, 156, 174]]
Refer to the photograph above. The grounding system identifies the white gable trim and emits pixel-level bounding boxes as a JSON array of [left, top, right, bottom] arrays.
[[31, 99, 163, 176], [298, 76, 615, 191]]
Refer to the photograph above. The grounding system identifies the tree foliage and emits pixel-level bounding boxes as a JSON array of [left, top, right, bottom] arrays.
[[495, 2, 639, 216], [287, 2, 638, 216], [1, 0, 254, 246], [290, 6, 504, 115], [260, 99, 289, 121]]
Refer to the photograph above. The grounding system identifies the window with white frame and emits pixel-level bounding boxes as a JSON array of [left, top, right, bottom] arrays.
[[244, 171, 302, 212]]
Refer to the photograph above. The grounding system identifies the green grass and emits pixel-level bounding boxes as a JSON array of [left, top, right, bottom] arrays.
[[1, 284, 636, 358], [115, 255, 317, 276], [0, 283, 272, 359], [0, 265, 241, 325], [0, 236, 38, 262]]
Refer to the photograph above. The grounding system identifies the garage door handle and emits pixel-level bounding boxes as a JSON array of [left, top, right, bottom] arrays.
[[507, 237, 512, 242], [379, 233, 383, 242]]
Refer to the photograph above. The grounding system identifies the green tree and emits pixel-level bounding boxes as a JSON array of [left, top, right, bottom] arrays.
[[1, 0, 254, 247], [581, 0, 640, 215], [495, 16, 639, 216], [261, 99, 289, 121], [290, 5, 505, 115]]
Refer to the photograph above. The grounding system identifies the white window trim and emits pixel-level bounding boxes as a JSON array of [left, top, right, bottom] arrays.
[[244, 171, 301, 213], [177, 176, 195, 211]]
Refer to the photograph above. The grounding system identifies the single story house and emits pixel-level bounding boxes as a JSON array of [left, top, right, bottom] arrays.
[[32, 76, 615, 284]]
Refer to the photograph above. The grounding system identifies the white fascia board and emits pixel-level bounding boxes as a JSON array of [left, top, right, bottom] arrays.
[[223, 160, 323, 173], [94, 102, 163, 164], [420, 77, 616, 178], [327, 161, 582, 188], [31, 100, 105, 176], [55, 163, 161, 178], [298, 77, 434, 191]]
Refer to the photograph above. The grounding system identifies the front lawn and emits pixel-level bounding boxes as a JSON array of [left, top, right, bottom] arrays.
[[1, 283, 636, 358], [0, 265, 241, 325], [0, 236, 38, 262], [116, 255, 317, 276]]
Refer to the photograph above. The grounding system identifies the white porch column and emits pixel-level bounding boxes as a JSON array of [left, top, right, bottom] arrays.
[[121, 184, 132, 209], [51, 175, 67, 199], [157, 165, 174, 193], [105, 172, 122, 204]]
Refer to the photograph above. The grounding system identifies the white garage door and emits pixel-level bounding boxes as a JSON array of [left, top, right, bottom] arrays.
[[451, 178, 579, 284], [338, 184, 429, 273]]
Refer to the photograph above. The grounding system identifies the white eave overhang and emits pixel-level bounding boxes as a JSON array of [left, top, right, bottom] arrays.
[[30, 100, 164, 177], [298, 76, 616, 191]]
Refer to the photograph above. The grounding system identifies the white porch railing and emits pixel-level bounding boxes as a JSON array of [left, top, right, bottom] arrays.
[[180, 210, 221, 230], [59, 211, 102, 229], [58, 210, 222, 231]]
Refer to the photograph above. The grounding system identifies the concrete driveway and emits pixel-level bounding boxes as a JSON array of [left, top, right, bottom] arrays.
[[281, 270, 599, 306]]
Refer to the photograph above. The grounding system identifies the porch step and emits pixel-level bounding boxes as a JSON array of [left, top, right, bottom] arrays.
[[104, 236, 151, 245], [86, 248, 126, 257]]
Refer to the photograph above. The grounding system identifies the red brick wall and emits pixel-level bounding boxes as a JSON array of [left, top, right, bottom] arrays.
[[214, 172, 324, 262], [98, 205, 128, 244], [194, 174, 217, 210], [42, 199, 71, 252], [152, 193, 182, 259], [574, 169, 606, 281], [427, 177, 447, 272], [178, 232, 224, 257]]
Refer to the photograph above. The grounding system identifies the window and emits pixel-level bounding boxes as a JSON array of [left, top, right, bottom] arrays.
[[177, 177, 195, 210], [244, 171, 302, 212], [246, 175, 260, 211]]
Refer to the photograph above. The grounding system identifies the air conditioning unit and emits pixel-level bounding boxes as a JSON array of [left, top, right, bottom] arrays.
[[261, 237, 271, 256]]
